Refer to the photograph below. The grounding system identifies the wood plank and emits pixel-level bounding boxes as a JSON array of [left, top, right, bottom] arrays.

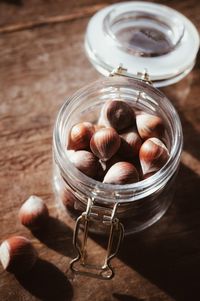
[[0, 0, 117, 27], [0, 0, 199, 31], [0, 3, 107, 34]]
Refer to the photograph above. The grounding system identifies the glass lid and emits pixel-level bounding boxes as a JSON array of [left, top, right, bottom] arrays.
[[85, 1, 200, 87]]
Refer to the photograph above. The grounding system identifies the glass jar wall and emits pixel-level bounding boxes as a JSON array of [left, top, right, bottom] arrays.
[[53, 77, 182, 235]]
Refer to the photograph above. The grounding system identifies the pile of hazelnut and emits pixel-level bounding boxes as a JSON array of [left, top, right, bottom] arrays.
[[67, 99, 169, 184], [0, 195, 49, 275]]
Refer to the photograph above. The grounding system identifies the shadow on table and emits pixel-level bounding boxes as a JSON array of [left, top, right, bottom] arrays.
[[193, 48, 200, 69], [17, 259, 73, 301], [119, 162, 200, 301], [181, 116, 200, 161], [33, 216, 74, 257], [91, 162, 200, 301], [87, 89, 200, 300]]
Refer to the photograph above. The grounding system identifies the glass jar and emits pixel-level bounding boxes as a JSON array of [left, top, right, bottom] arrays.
[[53, 1, 199, 280], [53, 76, 183, 279]]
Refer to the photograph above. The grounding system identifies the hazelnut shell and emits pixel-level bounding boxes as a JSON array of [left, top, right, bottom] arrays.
[[69, 150, 99, 178], [68, 122, 94, 151], [19, 195, 49, 230], [139, 137, 169, 175], [90, 127, 121, 161], [99, 100, 135, 131], [103, 161, 139, 184], [118, 127, 142, 160], [0, 236, 38, 274], [136, 113, 165, 140]]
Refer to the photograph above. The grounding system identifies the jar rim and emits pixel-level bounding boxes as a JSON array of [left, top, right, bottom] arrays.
[[53, 77, 183, 203]]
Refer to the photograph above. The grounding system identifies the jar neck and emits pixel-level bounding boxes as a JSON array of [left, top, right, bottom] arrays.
[[53, 77, 183, 204]]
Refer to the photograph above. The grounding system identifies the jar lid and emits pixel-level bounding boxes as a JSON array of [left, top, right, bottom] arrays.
[[85, 2, 199, 87]]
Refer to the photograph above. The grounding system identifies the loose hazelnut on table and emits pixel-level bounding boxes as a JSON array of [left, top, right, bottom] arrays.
[[139, 137, 169, 177], [19, 195, 49, 231], [90, 127, 121, 161], [0, 236, 38, 274], [103, 161, 139, 184], [98, 100, 135, 132], [136, 112, 165, 140], [68, 122, 95, 151]]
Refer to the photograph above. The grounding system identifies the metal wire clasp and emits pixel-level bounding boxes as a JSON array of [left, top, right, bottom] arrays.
[[69, 198, 124, 280], [109, 64, 152, 85]]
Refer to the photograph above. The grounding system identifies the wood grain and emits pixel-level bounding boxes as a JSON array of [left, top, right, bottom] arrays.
[[0, 3, 107, 34], [0, 0, 200, 301]]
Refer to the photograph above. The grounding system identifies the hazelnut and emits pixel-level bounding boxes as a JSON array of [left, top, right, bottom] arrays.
[[90, 127, 121, 161], [103, 161, 139, 184], [143, 172, 156, 180], [66, 149, 76, 157], [61, 189, 77, 210], [136, 112, 165, 140], [60, 188, 83, 218], [0, 236, 38, 274], [69, 150, 99, 178], [19, 195, 49, 230], [139, 137, 169, 176], [68, 122, 95, 150], [118, 127, 142, 160], [98, 100, 135, 131]]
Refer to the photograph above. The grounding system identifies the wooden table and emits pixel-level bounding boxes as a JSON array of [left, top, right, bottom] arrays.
[[0, 1, 200, 300]]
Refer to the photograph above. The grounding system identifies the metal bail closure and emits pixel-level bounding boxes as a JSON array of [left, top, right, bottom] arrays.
[[69, 198, 124, 280], [109, 64, 152, 85]]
